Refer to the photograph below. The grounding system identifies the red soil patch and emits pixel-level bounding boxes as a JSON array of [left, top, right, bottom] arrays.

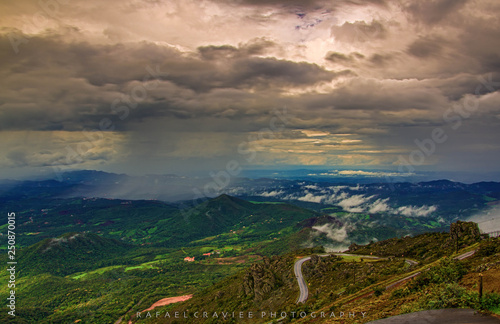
[[142, 294, 193, 312], [214, 255, 262, 265], [216, 257, 246, 264]]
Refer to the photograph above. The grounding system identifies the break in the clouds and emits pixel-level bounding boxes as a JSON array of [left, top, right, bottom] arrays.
[[0, 0, 499, 178]]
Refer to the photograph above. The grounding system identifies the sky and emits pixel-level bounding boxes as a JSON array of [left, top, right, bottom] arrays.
[[0, 0, 499, 180]]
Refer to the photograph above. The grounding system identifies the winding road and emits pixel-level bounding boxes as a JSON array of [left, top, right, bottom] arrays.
[[294, 250, 476, 304], [294, 256, 312, 303], [294, 253, 383, 304]]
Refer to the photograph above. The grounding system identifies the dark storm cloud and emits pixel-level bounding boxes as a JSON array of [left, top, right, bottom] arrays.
[[404, 0, 470, 25], [368, 53, 394, 66], [0, 30, 343, 132], [198, 45, 239, 60], [325, 51, 364, 64], [1, 0, 500, 176], [0, 30, 336, 91], [407, 36, 444, 58], [456, 17, 500, 74], [325, 52, 351, 62], [295, 78, 447, 114], [431, 74, 500, 101], [226, 57, 341, 88], [198, 38, 277, 60], [0, 29, 172, 86], [161, 53, 343, 93]]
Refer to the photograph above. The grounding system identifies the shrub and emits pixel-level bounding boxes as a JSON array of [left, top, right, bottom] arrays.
[[409, 258, 467, 291], [390, 287, 410, 299], [373, 286, 384, 297], [477, 240, 500, 257], [481, 292, 500, 313], [424, 283, 478, 309]]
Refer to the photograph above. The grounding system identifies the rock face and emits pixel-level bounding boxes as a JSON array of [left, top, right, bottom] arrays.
[[303, 254, 341, 277], [240, 256, 296, 302], [449, 221, 481, 244], [349, 242, 360, 252], [242, 257, 277, 301]]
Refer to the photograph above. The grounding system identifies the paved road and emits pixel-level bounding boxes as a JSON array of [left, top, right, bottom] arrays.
[[294, 253, 380, 304], [333, 253, 384, 259], [294, 249, 476, 304], [405, 259, 419, 266], [367, 308, 500, 323], [384, 250, 475, 291], [385, 271, 421, 290], [367, 250, 483, 324], [455, 249, 476, 260], [294, 256, 311, 303]]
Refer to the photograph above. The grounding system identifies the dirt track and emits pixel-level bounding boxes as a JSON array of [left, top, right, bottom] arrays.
[[141, 294, 193, 312]]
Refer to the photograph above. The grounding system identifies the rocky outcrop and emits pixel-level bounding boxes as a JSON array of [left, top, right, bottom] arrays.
[[303, 254, 341, 278], [349, 242, 360, 252], [242, 257, 277, 301], [240, 256, 296, 302], [449, 221, 481, 245]]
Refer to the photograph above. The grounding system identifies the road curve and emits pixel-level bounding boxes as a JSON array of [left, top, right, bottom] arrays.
[[294, 253, 377, 304], [294, 250, 476, 304], [294, 256, 311, 303], [384, 250, 475, 291]]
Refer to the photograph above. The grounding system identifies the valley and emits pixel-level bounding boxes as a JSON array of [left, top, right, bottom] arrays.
[[0, 171, 499, 323]]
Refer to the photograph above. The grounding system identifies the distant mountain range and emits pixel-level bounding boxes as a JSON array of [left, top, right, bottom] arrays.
[[1, 170, 499, 323], [1, 170, 499, 249], [2, 169, 500, 205]]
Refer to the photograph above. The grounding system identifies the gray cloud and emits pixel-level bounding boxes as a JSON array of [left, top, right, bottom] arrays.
[[325, 51, 364, 64], [407, 36, 444, 58], [217, 0, 387, 10], [404, 0, 470, 25], [331, 20, 387, 43], [368, 53, 394, 66], [0, 30, 343, 132], [198, 38, 278, 60], [0, 0, 499, 176]]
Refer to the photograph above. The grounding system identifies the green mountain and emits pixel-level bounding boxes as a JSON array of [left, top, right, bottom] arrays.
[[18, 232, 132, 277], [1, 212, 499, 324], [132, 231, 500, 324], [0, 195, 339, 323], [4, 193, 497, 324], [2, 194, 327, 250], [164, 194, 324, 247]]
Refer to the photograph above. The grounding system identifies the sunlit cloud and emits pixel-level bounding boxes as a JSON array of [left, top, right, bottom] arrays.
[[0, 0, 499, 178]]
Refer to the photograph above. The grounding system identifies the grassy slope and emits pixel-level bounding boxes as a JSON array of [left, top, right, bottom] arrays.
[[134, 236, 500, 324], [1, 193, 498, 323], [0, 195, 323, 249], [0, 197, 328, 323]]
